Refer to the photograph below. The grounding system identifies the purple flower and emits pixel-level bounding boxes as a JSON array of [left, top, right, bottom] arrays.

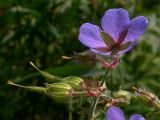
[[78, 8, 148, 55], [106, 106, 145, 120]]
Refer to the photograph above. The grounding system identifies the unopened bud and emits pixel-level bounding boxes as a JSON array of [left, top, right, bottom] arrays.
[[133, 87, 160, 110], [29, 61, 61, 82], [114, 90, 131, 106], [72, 50, 97, 67], [7, 81, 47, 94], [62, 76, 84, 90], [45, 83, 73, 102]]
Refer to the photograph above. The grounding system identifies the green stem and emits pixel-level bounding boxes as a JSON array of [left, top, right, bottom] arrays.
[[69, 97, 73, 120], [89, 70, 110, 119], [100, 70, 110, 86], [73, 91, 87, 96]]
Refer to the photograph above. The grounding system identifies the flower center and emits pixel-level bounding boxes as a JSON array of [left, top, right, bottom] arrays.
[[96, 27, 131, 55]]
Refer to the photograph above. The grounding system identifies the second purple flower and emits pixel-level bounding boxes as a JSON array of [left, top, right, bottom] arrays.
[[106, 106, 145, 120]]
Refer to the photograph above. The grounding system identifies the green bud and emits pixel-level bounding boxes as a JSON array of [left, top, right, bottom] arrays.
[[137, 94, 151, 105], [114, 90, 131, 106], [8, 81, 73, 102], [29, 61, 61, 82], [46, 83, 72, 92], [62, 76, 84, 90], [45, 83, 73, 102], [7, 81, 47, 94]]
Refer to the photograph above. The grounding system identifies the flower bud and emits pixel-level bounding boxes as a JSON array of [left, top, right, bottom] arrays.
[[133, 87, 160, 109], [29, 61, 61, 82], [63, 51, 97, 70], [114, 90, 131, 106], [62, 76, 84, 90], [45, 83, 73, 102], [74, 50, 96, 61]]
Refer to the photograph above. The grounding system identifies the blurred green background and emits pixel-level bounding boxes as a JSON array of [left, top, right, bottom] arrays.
[[0, 0, 160, 120]]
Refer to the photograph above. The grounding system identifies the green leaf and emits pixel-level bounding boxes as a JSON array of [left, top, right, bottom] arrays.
[[13, 63, 94, 83]]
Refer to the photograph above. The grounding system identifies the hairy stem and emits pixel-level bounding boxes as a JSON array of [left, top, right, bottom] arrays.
[[89, 70, 110, 119]]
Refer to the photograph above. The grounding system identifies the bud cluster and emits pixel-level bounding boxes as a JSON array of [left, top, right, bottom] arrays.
[[8, 62, 109, 103]]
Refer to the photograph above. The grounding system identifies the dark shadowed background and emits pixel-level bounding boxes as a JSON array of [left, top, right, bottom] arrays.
[[0, 0, 160, 120]]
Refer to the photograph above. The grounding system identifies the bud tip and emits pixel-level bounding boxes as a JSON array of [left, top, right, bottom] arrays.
[[7, 81, 13, 85], [29, 61, 40, 72], [62, 56, 72, 60]]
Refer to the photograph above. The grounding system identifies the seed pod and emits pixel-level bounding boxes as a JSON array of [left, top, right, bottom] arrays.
[[62, 76, 84, 90], [46, 83, 73, 102]]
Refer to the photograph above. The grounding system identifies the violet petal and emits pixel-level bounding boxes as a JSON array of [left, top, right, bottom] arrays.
[[101, 8, 130, 42], [91, 48, 111, 55], [78, 23, 106, 48], [106, 106, 125, 120], [129, 114, 145, 120], [123, 16, 148, 43]]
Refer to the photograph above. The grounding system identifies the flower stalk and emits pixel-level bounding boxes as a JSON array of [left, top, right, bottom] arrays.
[[89, 69, 110, 119]]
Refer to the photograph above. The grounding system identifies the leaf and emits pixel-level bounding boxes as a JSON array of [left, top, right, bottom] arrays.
[[13, 63, 94, 83]]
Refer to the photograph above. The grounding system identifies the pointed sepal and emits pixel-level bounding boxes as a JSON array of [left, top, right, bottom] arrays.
[[29, 61, 61, 82]]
